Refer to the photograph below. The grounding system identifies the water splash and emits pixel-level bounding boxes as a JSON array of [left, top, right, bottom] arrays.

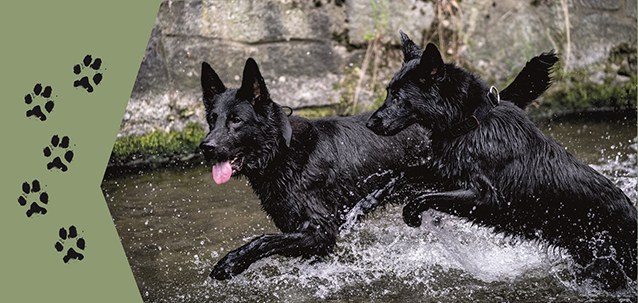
[[590, 137, 637, 204], [184, 149, 637, 303], [103, 127, 638, 303], [340, 169, 402, 237], [186, 204, 583, 303]]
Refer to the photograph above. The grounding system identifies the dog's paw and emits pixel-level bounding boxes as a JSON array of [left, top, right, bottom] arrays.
[[402, 203, 423, 228], [73, 55, 103, 93], [43, 135, 74, 172], [54, 225, 86, 263], [359, 189, 382, 213], [17, 180, 49, 217], [210, 263, 234, 280], [24, 84, 55, 121], [210, 251, 248, 280]]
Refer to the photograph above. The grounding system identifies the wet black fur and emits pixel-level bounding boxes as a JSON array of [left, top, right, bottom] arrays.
[[200, 58, 432, 280], [367, 32, 637, 290], [200, 53, 557, 281]]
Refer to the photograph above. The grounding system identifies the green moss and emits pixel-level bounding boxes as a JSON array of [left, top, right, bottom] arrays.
[[528, 70, 637, 117], [110, 122, 207, 165]]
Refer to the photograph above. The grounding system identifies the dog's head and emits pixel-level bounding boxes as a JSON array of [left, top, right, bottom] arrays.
[[367, 31, 459, 136], [199, 58, 292, 184]]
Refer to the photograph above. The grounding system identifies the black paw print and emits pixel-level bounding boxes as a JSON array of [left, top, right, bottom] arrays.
[[54, 226, 86, 263], [17, 180, 49, 217], [24, 84, 55, 121], [43, 135, 74, 172], [73, 55, 103, 93]]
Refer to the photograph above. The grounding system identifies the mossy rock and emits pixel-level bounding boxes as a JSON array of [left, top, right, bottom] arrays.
[[109, 122, 207, 166], [528, 72, 636, 117]]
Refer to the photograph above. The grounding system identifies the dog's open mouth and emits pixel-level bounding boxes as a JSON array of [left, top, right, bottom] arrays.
[[212, 156, 243, 184]]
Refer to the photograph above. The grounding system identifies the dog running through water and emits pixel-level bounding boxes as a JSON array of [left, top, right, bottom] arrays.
[[367, 31, 637, 290]]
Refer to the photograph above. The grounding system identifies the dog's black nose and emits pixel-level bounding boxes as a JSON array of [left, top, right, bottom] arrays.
[[365, 117, 376, 129], [365, 119, 374, 129], [199, 141, 212, 152], [366, 117, 383, 135], [199, 140, 216, 160]]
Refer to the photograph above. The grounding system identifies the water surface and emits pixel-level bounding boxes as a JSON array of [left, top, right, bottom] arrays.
[[102, 112, 637, 303]]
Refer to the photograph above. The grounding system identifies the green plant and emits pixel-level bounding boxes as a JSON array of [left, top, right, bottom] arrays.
[[528, 70, 637, 117], [110, 122, 207, 165]]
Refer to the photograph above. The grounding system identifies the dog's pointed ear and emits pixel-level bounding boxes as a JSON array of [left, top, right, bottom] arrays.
[[418, 43, 445, 82], [201, 62, 226, 108], [400, 31, 422, 63], [239, 58, 270, 109]]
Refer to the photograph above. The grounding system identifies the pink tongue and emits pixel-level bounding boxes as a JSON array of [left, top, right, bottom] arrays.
[[212, 161, 233, 184]]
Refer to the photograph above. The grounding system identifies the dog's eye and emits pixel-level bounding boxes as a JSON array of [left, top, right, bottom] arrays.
[[393, 97, 402, 108], [228, 114, 242, 124]]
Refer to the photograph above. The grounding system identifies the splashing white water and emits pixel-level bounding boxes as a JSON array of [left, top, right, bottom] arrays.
[[187, 146, 638, 303], [192, 203, 578, 303], [590, 137, 637, 204], [145, 139, 638, 303]]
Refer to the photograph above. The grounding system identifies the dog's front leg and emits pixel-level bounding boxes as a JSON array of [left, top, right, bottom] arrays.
[[402, 189, 479, 227], [360, 166, 439, 213], [211, 231, 333, 280], [359, 172, 406, 212]]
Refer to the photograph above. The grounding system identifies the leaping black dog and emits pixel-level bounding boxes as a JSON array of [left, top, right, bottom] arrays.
[[200, 53, 554, 280], [367, 31, 637, 290]]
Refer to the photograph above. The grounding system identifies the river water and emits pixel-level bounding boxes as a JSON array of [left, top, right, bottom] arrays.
[[102, 112, 637, 303]]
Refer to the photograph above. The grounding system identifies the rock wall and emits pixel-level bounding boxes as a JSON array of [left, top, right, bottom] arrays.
[[120, 0, 636, 137]]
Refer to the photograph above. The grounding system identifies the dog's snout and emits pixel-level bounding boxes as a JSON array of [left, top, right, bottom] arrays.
[[366, 115, 386, 135], [199, 138, 217, 159], [200, 139, 215, 150], [365, 118, 376, 130]]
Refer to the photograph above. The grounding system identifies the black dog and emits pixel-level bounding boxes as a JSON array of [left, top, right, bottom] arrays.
[[200, 58, 432, 280], [367, 31, 637, 290], [200, 54, 553, 280]]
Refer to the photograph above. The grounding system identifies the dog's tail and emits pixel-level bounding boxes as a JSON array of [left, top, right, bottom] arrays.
[[500, 51, 559, 109]]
